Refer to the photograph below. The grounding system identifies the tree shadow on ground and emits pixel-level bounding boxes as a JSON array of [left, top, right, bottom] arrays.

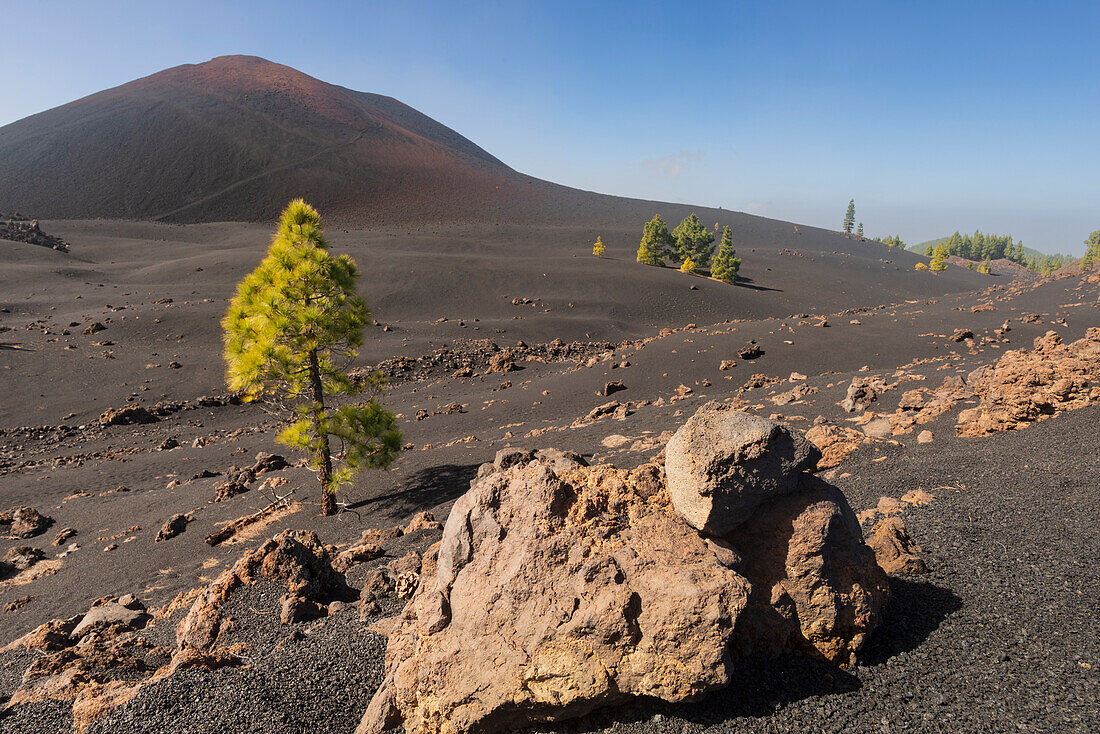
[[734, 276, 782, 293], [529, 577, 961, 733], [859, 576, 962, 665], [348, 462, 479, 520]]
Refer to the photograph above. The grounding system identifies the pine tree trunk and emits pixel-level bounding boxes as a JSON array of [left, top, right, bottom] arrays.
[[307, 348, 336, 516]]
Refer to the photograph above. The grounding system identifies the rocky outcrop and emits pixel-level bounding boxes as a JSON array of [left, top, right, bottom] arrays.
[[867, 517, 928, 575], [725, 475, 889, 664], [2, 594, 153, 733], [97, 405, 157, 426], [664, 403, 820, 534], [887, 376, 973, 435], [176, 530, 351, 652], [841, 376, 880, 412], [956, 329, 1100, 437], [0, 215, 70, 251], [2, 545, 46, 573], [359, 407, 886, 734], [805, 421, 872, 469], [155, 514, 191, 542], [1, 505, 53, 538], [250, 451, 290, 473], [70, 594, 150, 639]]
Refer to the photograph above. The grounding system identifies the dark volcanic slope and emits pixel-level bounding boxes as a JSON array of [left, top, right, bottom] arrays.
[[0, 55, 547, 224]]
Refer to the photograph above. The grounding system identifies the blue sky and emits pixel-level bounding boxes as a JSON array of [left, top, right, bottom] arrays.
[[2, 1, 1097, 254]]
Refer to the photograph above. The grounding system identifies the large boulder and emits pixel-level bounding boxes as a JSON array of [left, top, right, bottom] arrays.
[[359, 432, 885, 734], [725, 475, 889, 665], [359, 461, 751, 734], [664, 404, 820, 534]]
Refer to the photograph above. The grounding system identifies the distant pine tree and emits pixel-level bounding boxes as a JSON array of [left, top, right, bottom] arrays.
[[592, 235, 606, 258], [671, 213, 716, 267], [857, 222, 864, 237], [843, 200, 856, 234], [680, 256, 697, 273], [929, 242, 949, 271], [1082, 230, 1100, 270], [711, 226, 741, 283], [636, 214, 671, 266]]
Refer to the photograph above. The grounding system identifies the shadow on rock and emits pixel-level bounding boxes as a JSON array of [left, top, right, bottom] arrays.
[[528, 655, 861, 733], [350, 463, 480, 517], [858, 577, 962, 666]]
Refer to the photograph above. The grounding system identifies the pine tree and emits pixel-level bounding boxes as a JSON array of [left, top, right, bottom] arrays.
[[223, 200, 403, 516], [711, 226, 741, 283], [671, 213, 716, 267], [636, 214, 671, 266], [929, 242, 949, 272], [843, 200, 855, 233], [1082, 230, 1100, 270], [592, 235, 606, 258], [680, 257, 696, 274], [857, 222, 864, 237]]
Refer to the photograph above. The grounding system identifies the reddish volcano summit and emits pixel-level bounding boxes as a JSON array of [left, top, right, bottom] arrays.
[[0, 55, 565, 224]]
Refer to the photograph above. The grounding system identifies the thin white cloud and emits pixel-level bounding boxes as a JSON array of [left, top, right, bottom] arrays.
[[642, 150, 705, 179]]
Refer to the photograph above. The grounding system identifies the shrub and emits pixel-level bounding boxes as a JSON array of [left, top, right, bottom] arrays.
[[592, 236, 606, 258]]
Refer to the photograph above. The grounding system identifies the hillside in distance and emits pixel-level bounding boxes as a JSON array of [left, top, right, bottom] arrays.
[[0, 55, 584, 225], [0, 54, 994, 325]]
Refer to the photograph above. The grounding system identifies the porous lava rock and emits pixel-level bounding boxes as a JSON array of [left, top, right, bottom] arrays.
[[176, 529, 351, 653], [841, 376, 878, 412], [956, 329, 1100, 437], [2, 545, 46, 572], [724, 474, 889, 664], [98, 405, 157, 426], [359, 411, 885, 734], [867, 517, 928, 575], [155, 513, 191, 541], [70, 594, 151, 639], [359, 458, 751, 734], [804, 421, 872, 469], [1, 505, 54, 538], [250, 451, 290, 473], [664, 403, 820, 534]]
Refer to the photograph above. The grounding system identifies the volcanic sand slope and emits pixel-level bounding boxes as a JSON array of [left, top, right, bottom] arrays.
[[0, 55, 529, 225], [1, 217, 984, 425]]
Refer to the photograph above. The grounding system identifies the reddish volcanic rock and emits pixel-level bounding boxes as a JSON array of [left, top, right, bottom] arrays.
[[956, 328, 1100, 437]]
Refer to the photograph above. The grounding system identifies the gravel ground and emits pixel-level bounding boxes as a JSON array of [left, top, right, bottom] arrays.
[[86, 579, 387, 734]]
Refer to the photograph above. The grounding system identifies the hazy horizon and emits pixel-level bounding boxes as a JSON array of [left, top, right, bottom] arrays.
[[2, 0, 1096, 255]]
